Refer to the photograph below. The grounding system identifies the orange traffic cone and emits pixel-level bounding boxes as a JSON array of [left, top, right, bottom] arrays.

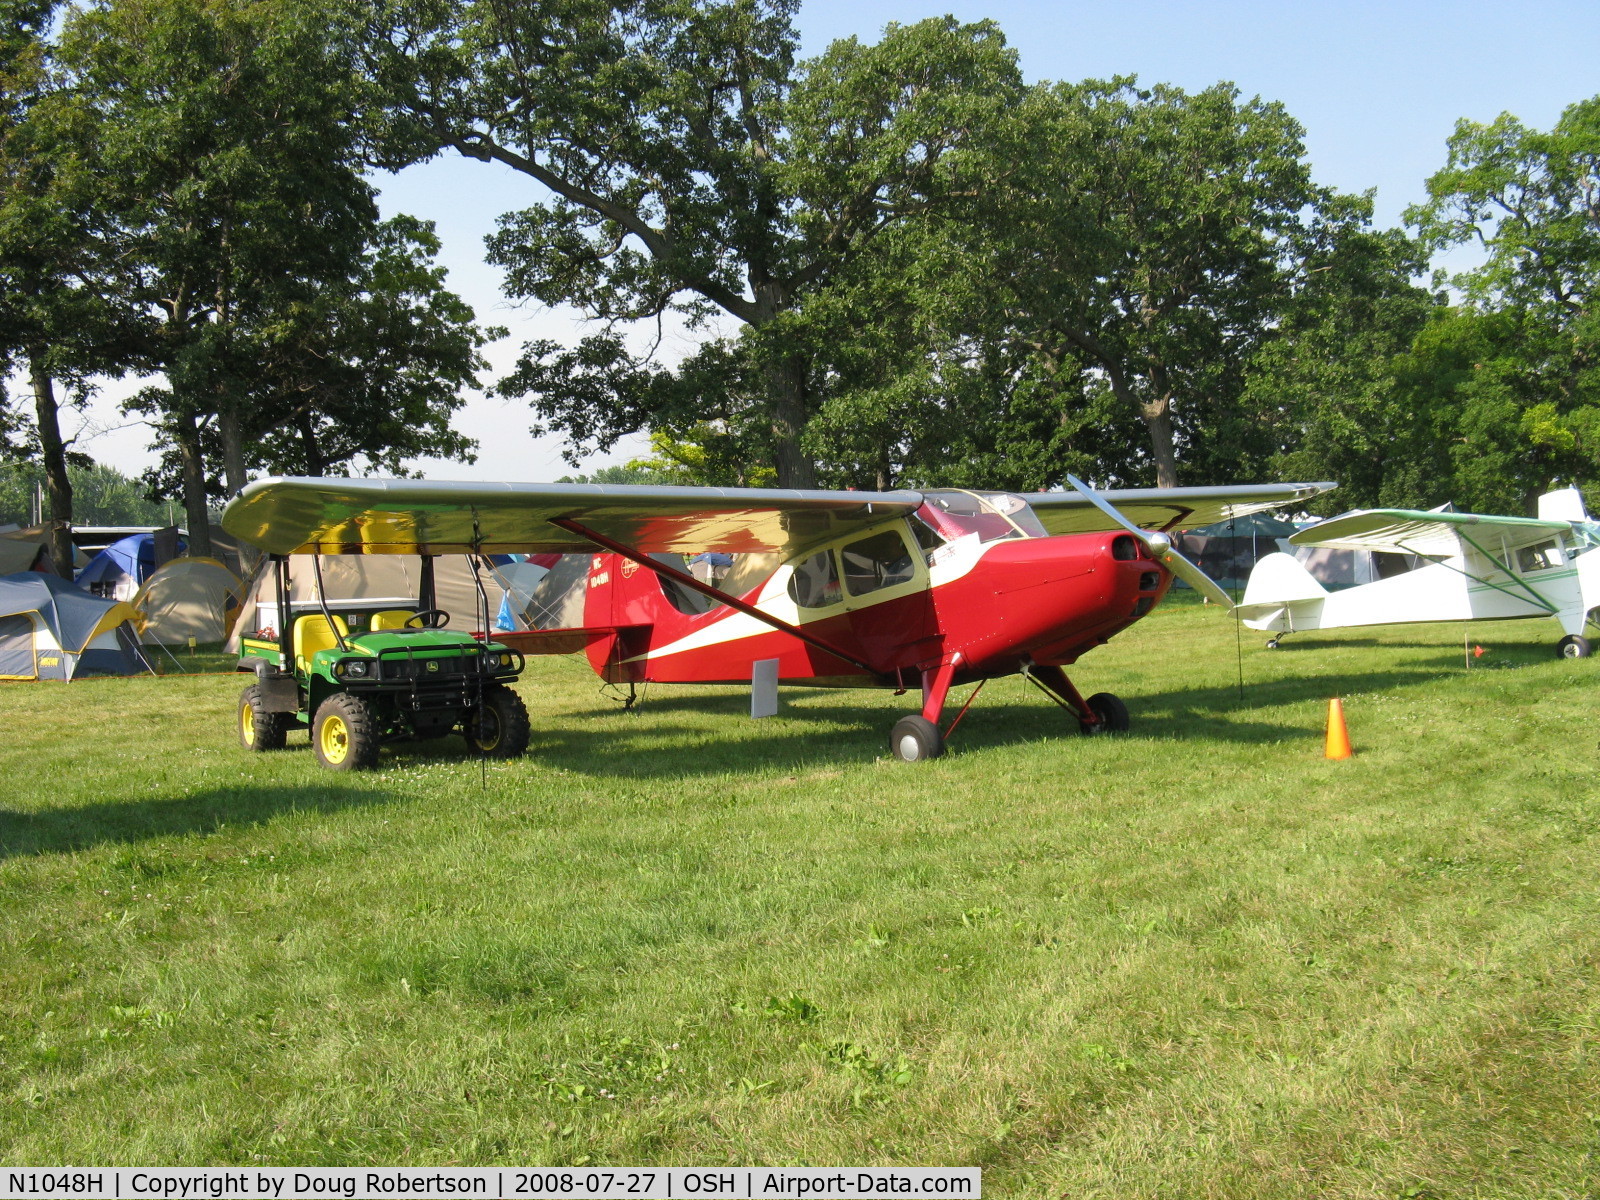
[[1324, 697, 1352, 760]]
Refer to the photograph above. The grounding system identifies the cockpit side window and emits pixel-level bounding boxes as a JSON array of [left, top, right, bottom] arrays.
[[787, 549, 842, 608], [908, 515, 945, 563], [1516, 540, 1563, 572], [840, 529, 917, 596]]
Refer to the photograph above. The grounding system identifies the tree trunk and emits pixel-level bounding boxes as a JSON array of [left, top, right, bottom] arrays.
[[766, 355, 816, 489], [297, 411, 327, 475], [29, 355, 75, 580], [218, 409, 248, 498], [1140, 393, 1179, 488], [173, 410, 215, 558], [1143, 362, 1180, 488]]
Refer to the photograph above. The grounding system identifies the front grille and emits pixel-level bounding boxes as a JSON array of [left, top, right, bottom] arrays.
[[380, 655, 474, 681]]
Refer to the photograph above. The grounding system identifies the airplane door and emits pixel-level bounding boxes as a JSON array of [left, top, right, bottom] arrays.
[[836, 526, 937, 663]]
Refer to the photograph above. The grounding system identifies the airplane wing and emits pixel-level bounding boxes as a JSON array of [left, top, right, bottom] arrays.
[[221, 477, 925, 559], [1288, 509, 1572, 557], [1027, 482, 1336, 537]]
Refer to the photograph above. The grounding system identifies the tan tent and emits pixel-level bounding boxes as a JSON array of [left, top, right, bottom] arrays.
[[130, 557, 246, 645], [0, 526, 88, 575]]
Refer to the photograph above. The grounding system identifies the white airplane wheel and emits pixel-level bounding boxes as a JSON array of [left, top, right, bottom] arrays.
[[891, 715, 944, 762], [1557, 634, 1592, 659], [1265, 638, 1280, 649]]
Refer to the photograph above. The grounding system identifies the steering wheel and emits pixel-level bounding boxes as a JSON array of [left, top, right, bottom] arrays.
[[406, 609, 451, 629]]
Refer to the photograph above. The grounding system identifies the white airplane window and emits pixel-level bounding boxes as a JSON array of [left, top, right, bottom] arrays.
[[1516, 541, 1561, 572], [787, 550, 842, 608], [908, 515, 945, 563], [841, 530, 916, 596]]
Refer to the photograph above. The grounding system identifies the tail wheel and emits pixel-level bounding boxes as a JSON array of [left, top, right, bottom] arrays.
[[1078, 692, 1130, 735], [1557, 634, 1591, 659], [312, 693, 381, 770], [466, 684, 531, 759], [891, 715, 944, 762], [239, 684, 289, 751]]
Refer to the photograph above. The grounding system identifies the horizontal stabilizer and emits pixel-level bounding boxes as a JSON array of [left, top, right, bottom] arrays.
[[1236, 553, 1329, 632]]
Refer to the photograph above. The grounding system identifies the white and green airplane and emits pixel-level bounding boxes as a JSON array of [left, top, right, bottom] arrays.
[[1237, 487, 1600, 658]]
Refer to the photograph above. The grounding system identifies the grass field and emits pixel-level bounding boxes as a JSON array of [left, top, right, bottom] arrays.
[[3, 596, 1599, 1197]]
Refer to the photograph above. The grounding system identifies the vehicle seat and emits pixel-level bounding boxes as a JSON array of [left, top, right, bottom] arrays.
[[293, 614, 349, 671], [369, 609, 417, 631]]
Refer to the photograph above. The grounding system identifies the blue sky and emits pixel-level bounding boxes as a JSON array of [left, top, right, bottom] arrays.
[[77, 0, 1600, 481]]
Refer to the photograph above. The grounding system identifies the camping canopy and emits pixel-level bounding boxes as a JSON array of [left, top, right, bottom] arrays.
[[0, 572, 150, 680], [131, 557, 245, 645]]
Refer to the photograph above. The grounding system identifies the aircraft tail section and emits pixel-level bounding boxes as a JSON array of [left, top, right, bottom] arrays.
[[1236, 552, 1328, 632], [1539, 486, 1590, 524]]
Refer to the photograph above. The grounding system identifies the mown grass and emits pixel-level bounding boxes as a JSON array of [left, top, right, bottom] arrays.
[[2, 596, 1599, 1197]]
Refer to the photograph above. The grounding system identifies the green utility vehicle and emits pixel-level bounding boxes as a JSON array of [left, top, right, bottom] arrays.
[[235, 555, 530, 770]]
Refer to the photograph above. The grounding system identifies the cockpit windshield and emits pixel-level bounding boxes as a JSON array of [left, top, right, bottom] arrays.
[[919, 490, 1048, 544]]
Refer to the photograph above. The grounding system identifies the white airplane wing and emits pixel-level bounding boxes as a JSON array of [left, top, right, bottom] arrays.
[[1028, 482, 1336, 537], [1288, 509, 1573, 557], [222, 477, 923, 559]]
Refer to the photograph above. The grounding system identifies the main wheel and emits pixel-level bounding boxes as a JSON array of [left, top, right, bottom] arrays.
[[464, 684, 531, 758], [1557, 634, 1592, 659], [312, 693, 381, 770], [1078, 691, 1130, 735], [890, 715, 944, 762], [238, 684, 289, 751]]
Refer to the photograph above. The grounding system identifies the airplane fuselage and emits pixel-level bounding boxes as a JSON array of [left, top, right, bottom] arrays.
[[581, 518, 1173, 690]]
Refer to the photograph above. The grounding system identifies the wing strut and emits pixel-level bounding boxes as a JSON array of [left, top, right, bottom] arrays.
[[548, 517, 883, 676]]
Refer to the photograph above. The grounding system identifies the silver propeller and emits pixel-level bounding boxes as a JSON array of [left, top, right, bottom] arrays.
[[1065, 474, 1234, 607]]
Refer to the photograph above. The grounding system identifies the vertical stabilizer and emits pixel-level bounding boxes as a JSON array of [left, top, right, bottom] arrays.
[[1236, 552, 1330, 632], [1538, 487, 1589, 524]]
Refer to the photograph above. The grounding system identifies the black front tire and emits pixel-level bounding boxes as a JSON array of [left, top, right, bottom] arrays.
[[891, 715, 944, 762], [312, 693, 381, 770], [239, 684, 289, 751], [465, 684, 531, 758], [1558, 634, 1592, 659], [1079, 692, 1130, 735]]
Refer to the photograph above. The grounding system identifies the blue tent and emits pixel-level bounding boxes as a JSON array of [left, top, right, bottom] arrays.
[[76, 533, 184, 599], [0, 572, 151, 679]]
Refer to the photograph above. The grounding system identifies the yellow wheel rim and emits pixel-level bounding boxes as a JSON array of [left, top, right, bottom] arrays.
[[477, 708, 501, 751], [241, 705, 256, 745], [320, 713, 350, 765]]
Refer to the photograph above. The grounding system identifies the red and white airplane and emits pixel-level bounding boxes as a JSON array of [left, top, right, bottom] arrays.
[[222, 475, 1333, 761]]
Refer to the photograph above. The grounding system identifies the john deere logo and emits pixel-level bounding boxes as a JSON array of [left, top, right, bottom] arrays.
[[425, 660, 439, 673]]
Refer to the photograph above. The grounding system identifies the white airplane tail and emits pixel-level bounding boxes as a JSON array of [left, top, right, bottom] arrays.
[[1538, 486, 1590, 524], [1236, 552, 1329, 632]]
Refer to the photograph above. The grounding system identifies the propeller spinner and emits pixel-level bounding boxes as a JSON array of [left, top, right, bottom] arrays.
[[1064, 474, 1234, 607]]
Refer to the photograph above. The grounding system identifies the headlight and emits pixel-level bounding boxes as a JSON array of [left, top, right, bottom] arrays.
[[484, 652, 502, 670], [344, 660, 368, 678]]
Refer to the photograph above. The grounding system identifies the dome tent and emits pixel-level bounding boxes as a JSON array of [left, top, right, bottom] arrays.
[[0, 572, 152, 680], [76, 532, 183, 601], [130, 557, 244, 645]]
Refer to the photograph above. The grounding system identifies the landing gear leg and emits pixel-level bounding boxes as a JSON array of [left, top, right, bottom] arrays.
[[889, 659, 959, 762], [1025, 665, 1130, 735]]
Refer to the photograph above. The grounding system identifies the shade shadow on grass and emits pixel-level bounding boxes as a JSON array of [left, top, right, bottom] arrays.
[[0, 784, 395, 861]]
